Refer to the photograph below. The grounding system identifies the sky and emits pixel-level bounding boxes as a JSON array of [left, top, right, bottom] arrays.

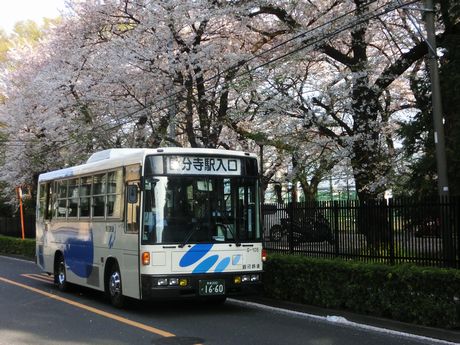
[[0, 0, 67, 34]]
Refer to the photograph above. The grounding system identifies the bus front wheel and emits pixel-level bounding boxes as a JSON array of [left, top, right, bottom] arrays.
[[108, 263, 125, 308]]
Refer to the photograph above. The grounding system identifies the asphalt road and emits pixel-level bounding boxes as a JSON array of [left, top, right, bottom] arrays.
[[0, 256, 457, 345]]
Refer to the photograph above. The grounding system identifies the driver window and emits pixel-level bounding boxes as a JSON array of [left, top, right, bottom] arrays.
[[143, 179, 157, 241], [126, 182, 140, 234]]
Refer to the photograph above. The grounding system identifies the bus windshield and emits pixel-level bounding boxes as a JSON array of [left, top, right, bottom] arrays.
[[142, 176, 261, 245]]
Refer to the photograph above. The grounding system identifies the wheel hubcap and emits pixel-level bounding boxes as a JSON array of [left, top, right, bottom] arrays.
[[109, 271, 121, 296], [58, 263, 65, 285]]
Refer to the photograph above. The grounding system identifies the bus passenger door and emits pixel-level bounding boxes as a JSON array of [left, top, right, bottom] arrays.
[[36, 182, 53, 270], [122, 181, 141, 299]]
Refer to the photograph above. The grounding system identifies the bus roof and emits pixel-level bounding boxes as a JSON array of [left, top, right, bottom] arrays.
[[38, 148, 257, 182]]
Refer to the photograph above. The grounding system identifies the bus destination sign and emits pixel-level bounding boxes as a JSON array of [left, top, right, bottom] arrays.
[[166, 156, 241, 175]]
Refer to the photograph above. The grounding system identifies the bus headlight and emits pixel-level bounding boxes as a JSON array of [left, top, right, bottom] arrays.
[[156, 278, 168, 286], [169, 278, 179, 286], [241, 275, 250, 283], [154, 278, 187, 287], [250, 274, 260, 282]]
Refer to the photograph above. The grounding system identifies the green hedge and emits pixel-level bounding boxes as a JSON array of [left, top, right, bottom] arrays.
[[263, 254, 460, 329], [0, 235, 35, 259]]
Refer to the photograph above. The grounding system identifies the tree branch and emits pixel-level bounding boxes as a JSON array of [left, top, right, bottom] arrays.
[[321, 44, 355, 66], [374, 21, 460, 95], [373, 40, 428, 95], [248, 6, 301, 30]]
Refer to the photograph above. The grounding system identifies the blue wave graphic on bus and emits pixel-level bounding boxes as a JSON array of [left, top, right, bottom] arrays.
[[179, 243, 213, 267], [215, 257, 231, 272], [179, 244, 234, 273], [192, 255, 219, 273], [53, 228, 94, 278]]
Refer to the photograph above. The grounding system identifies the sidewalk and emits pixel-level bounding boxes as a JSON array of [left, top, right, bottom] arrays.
[[237, 295, 460, 344]]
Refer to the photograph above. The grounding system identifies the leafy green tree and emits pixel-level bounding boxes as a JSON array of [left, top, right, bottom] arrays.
[[11, 20, 43, 44], [0, 30, 10, 63], [439, 0, 460, 195], [397, 66, 437, 198]]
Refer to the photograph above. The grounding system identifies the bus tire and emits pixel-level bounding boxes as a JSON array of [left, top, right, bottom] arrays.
[[108, 263, 125, 308], [54, 253, 68, 292]]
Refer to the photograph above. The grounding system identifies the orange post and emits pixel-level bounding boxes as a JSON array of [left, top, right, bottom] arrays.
[[16, 187, 25, 240]]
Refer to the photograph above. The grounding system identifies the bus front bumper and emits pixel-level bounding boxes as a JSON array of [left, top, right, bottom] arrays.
[[141, 272, 263, 300]]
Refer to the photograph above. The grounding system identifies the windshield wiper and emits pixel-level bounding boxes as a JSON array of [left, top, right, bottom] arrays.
[[179, 222, 200, 248], [216, 222, 241, 247], [214, 207, 241, 246]]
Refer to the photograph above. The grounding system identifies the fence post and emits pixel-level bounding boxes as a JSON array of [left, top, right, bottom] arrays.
[[456, 196, 460, 269], [388, 198, 395, 265], [441, 195, 455, 268], [0, 217, 5, 236], [333, 201, 340, 257], [289, 201, 294, 254]]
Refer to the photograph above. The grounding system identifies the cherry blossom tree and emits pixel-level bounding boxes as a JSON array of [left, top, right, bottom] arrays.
[[241, 0, 429, 201], [0, 0, 258, 194], [2, 0, 457, 222], [230, 0, 458, 247]]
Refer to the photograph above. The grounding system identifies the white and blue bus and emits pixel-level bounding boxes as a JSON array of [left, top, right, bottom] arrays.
[[36, 148, 265, 306]]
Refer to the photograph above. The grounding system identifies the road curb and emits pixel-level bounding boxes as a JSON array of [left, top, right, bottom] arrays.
[[235, 296, 460, 344]]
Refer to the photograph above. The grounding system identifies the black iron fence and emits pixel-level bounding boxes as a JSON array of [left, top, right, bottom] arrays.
[[0, 216, 35, 238], [263, 196, 460, 268], [2, 198, 460, 268]]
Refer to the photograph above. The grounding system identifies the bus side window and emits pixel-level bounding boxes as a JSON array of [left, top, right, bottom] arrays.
[[45, 183, 53, 220], [126, 183, 140, 234], [38, 183, 53, 221], [56, 180, 68, 218], [107, 170, 123, 218], [38, 184, 46, 220]]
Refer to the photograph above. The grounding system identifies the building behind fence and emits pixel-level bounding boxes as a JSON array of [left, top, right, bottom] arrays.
[[263, 196, 460, 268]]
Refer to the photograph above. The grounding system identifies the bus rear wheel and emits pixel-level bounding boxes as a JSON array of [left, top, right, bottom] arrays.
[[54, 254, 68, 292], [108, 263, 125, 308]]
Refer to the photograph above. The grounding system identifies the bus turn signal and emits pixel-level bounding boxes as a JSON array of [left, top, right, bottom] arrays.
[[142, 252, 150, 265]]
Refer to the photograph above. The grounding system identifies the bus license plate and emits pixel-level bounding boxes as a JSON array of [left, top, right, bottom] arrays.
[[199, 280, 225, 296]]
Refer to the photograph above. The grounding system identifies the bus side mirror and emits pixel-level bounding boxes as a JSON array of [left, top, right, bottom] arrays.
[[127, 185, 138, 204]]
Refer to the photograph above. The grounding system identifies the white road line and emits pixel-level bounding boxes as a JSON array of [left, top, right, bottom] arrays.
[[0, 255, 35, 264]]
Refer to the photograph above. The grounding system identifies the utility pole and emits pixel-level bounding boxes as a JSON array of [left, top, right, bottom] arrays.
[[424, 0, 454, 267], [424, 0, 449, 197]]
